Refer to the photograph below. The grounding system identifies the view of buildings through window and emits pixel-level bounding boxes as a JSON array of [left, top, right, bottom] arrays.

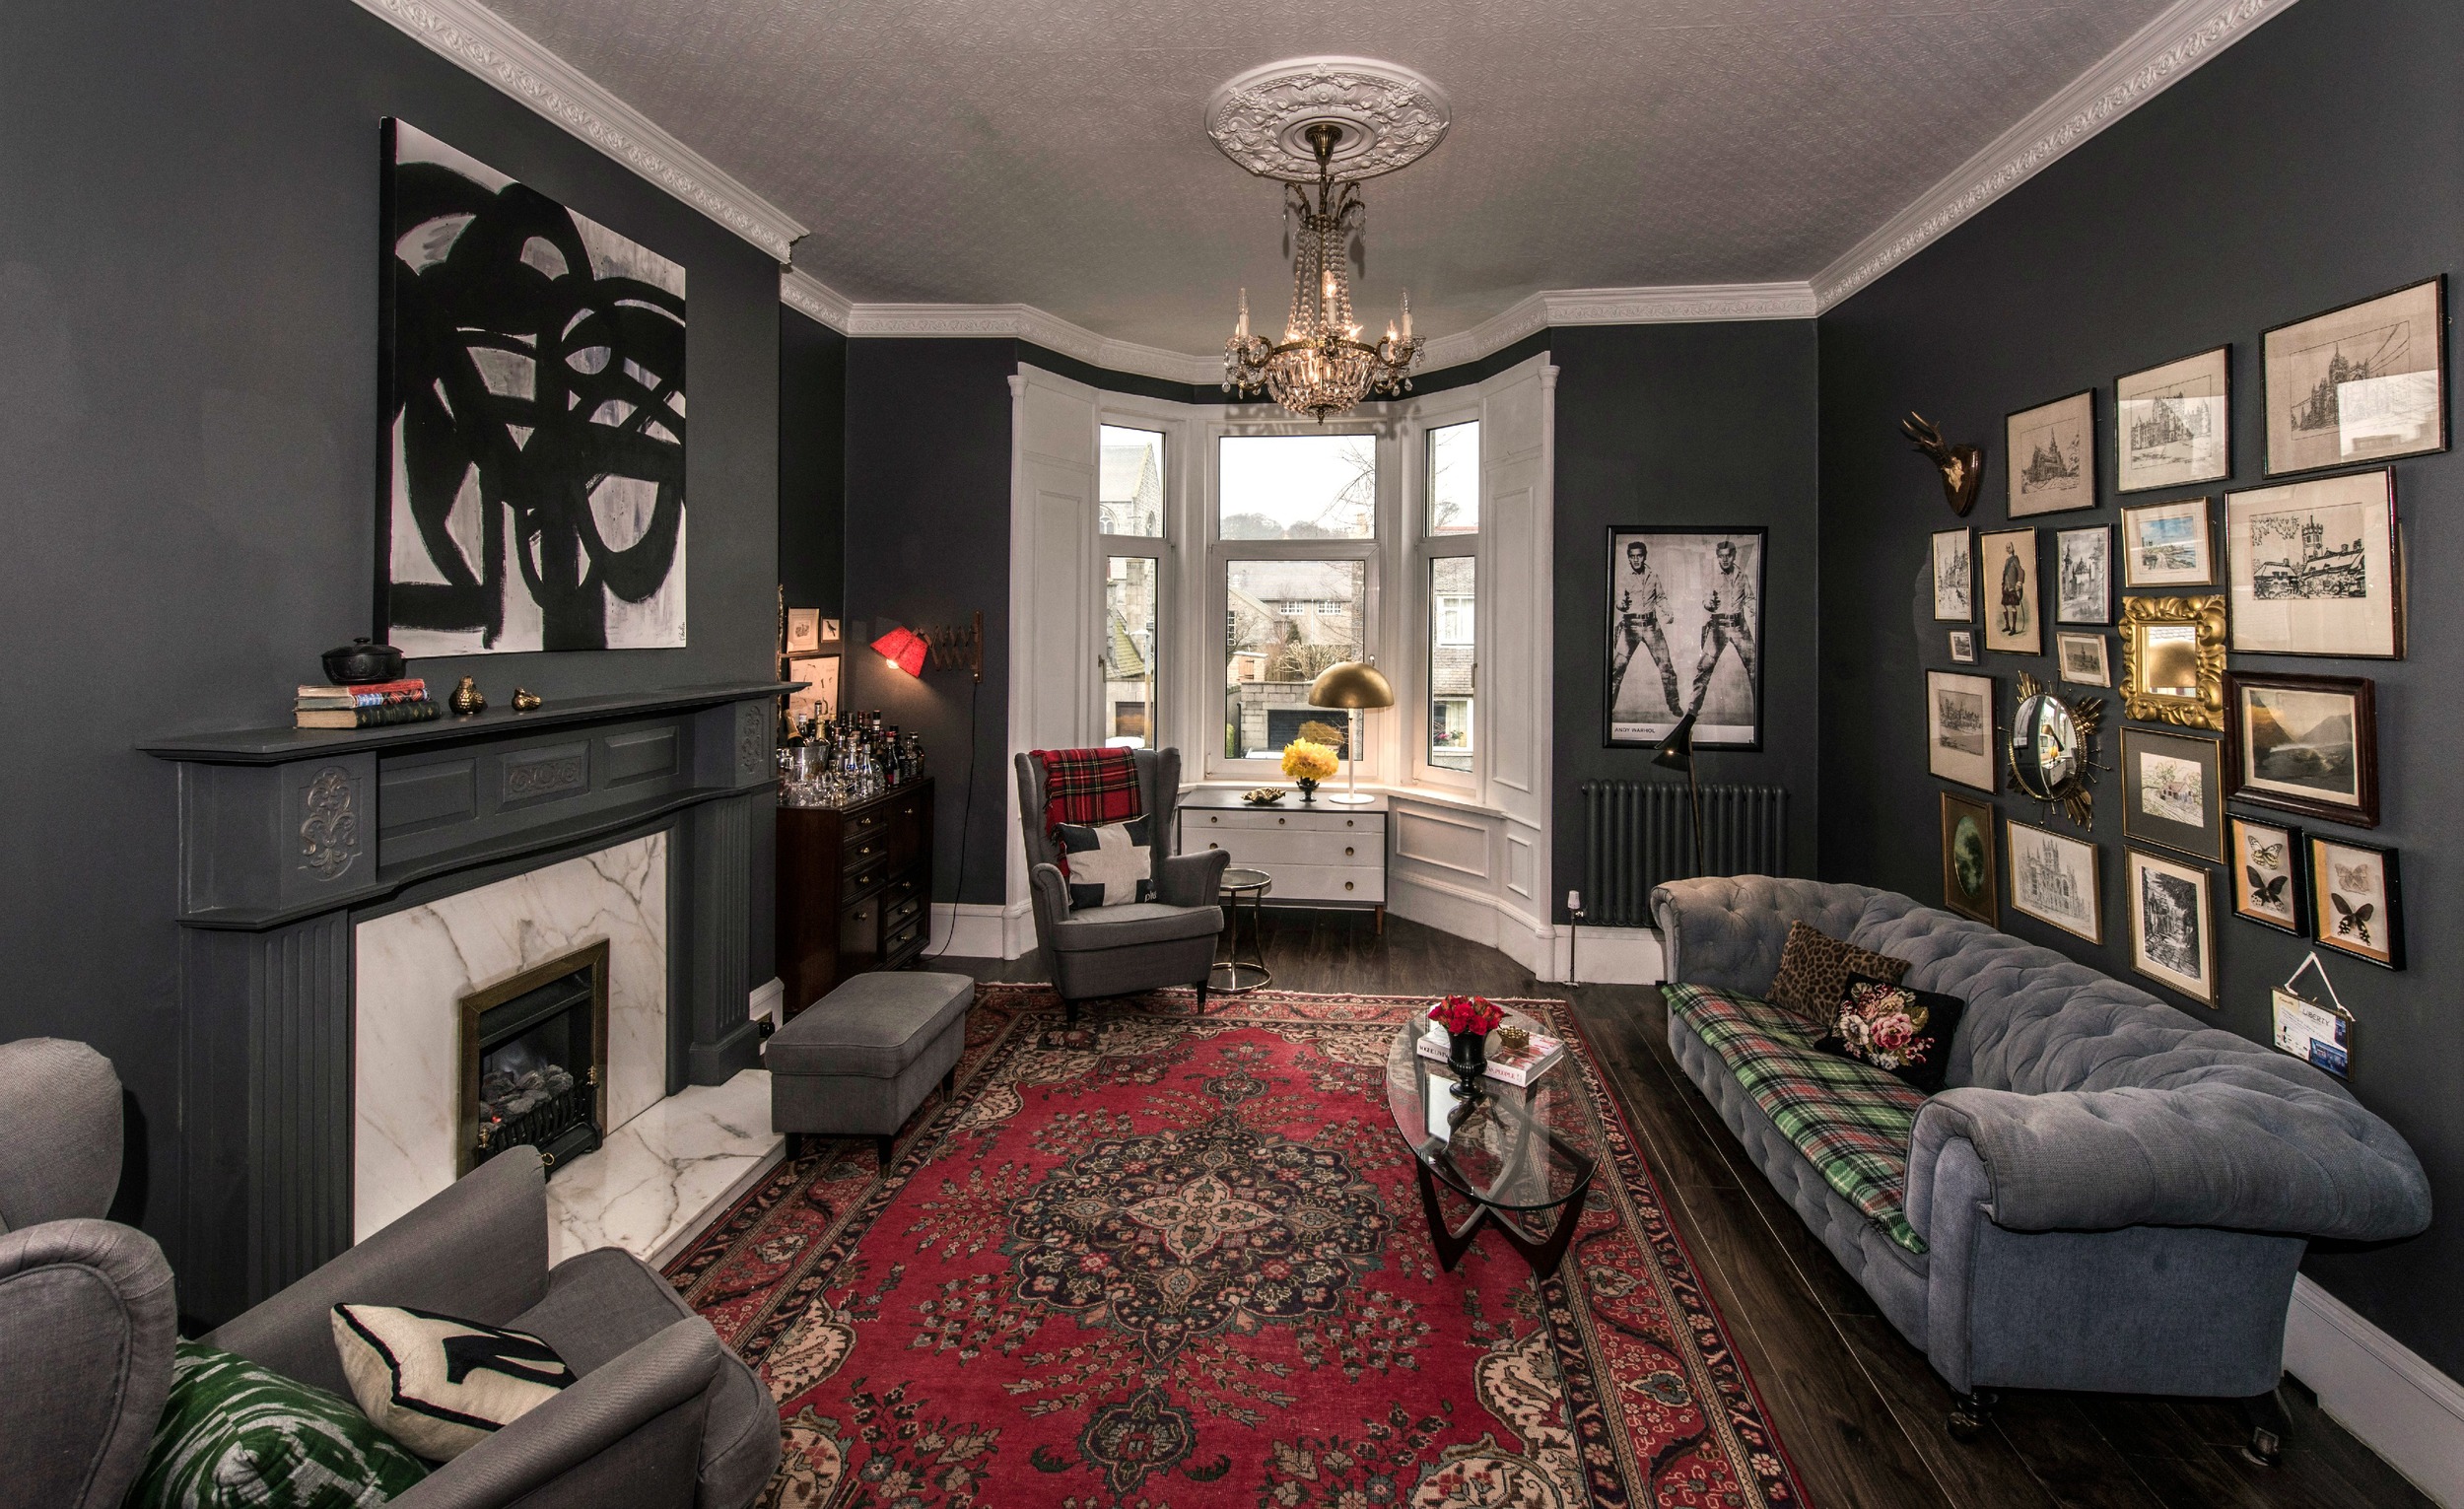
[[1098, 425, 1164, 536], [1424, 421, 1478, 772], [1219, 434, 1378, 762], [1099, 426, 1164, 746]]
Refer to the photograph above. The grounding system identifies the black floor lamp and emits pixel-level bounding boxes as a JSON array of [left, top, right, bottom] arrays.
[[1652, 711, 1705, 878]]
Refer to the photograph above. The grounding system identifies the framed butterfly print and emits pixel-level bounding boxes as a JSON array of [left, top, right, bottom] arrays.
[[2229, 815, 2303, 934], [2310, 836, 2402, 969]]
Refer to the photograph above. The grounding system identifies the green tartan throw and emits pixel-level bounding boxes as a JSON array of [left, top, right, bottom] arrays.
[[1666, 982, 1931, 1254], [129, 1338, 430, 1508]]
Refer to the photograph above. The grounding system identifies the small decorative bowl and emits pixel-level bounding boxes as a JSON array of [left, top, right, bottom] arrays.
[[1495, 1026, 1531, 1056], [1240, 788, 1287, 806]]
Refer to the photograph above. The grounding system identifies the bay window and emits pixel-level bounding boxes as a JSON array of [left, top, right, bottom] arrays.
[[1098, 424, 1167, 747], [1415, 419, 1478, 783]]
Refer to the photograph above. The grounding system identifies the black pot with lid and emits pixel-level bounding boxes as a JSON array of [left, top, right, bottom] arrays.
[[321, 637, 407, 685]]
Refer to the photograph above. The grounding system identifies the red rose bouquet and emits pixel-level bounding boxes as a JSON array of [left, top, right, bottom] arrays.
[[1428, 995, 1503, 1037]]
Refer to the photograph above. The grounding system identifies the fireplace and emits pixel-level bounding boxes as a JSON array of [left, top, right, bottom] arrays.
[[460, 941, 610, 1176]]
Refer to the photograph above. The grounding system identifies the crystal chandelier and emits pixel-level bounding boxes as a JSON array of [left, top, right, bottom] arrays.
[[1222, 123, 1424, 422]]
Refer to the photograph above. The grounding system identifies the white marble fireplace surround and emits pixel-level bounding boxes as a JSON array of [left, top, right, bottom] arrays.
[[354, 835, 674, 1240]]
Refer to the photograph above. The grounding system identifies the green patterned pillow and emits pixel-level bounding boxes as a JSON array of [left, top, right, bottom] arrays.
[[130, 1338, 430, 1508]]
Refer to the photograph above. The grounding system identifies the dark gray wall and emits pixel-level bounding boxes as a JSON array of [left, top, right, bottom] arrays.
[[1817, 0, 2463, 1376], [2, 1, 779, 1262], [1551, 321, 1823, 912], [842, 339, 1017, 906], [780, 307, 847, 615]]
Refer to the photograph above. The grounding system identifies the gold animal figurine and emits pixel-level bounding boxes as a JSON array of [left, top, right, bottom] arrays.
[[1901, 412, 1985, 516], [511, 688, 543, 712], [448, 676, 487, 715]]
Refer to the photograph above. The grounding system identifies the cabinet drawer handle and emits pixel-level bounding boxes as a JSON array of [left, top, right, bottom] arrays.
[[1209, 815, 1219, 824], [1344, 847, 1354, 857], [1345, 819, 1355, 828], [1276, 817, 1285, 825], [1343, 881, 1355, 891], [1207, 843, 1218, 850]]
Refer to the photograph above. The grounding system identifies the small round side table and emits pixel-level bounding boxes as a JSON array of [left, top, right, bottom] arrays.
[[1211, 866, 1272, 994]]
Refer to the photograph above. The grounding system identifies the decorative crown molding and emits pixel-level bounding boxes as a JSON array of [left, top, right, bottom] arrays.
[[349, 0, 807, 260], [1813, 0, 2295, 310], [839, 305, 1224, 385], [780, 268, 853, 329], [1417, 283, 1819, 371]]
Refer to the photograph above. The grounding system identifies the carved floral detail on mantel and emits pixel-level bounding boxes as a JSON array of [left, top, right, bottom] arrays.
[[300, 767, 358, 880]]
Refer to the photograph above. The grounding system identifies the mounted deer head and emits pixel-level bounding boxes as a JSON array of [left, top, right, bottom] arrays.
[[1902, 412, 1985, 516]]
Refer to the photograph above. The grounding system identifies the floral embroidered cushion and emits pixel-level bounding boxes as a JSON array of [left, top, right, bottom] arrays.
[[1814, 973, 1966, 1094], [1765, 922, 1912, 1025]]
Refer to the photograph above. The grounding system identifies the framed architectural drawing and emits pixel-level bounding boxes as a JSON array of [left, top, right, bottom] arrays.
[[2309, 835, 2403, 969], [2120, 726, 2225, 862], [2224, 469, 2402, 657], [1980, 528, 2041, 654], [2229, 814, 2304, 935], [1927, 670, 1996, 791], [2116, 346, 2230, 492], [378, 119, 690, 655], [2055, 632, 2109, 687], [2007, 818, 2100, 942], [1606, 526, 1767, 750], [2119, 498, 2216, 587], [2224, 670, 2377, 827], [1949, 629, 1977, 664], [2054, 525, 2112, 625], [2128, 849, 2216, 1004], [2007, 390, 2096, 516], [1940, 792, 1999, 924], [2263, 276, 2446, 476], [1931, 529, 1974, 622]]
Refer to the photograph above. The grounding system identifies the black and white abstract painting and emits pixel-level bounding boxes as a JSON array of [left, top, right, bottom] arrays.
[[379, 120, 687, 655]]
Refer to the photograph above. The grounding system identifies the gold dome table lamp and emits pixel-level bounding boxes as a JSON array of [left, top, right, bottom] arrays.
[[1306, 660, 1394, 806]]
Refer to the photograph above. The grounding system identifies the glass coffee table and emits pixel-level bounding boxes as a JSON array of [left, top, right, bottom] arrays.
[[1384, 1005, 1597, 1279]]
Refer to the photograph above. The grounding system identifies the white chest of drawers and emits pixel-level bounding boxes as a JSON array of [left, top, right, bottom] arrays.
[[1178, 789, 1389, 926]]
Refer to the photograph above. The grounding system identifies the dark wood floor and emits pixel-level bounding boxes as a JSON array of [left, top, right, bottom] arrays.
[[943, 911, 2427, 1509]]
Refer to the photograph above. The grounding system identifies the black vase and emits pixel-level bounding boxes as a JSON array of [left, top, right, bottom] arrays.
[[1447, 1027, 1487, 1080]]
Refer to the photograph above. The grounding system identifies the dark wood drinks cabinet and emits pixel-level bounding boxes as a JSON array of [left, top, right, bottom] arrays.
[[776, 777, 933, 1017]]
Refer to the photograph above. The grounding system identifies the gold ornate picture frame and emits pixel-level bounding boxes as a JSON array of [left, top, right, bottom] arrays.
[[2118, 594, 2226, 730]]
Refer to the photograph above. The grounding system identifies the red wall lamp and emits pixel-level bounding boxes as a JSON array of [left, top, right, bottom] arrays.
[[871, 611, 983, 681]]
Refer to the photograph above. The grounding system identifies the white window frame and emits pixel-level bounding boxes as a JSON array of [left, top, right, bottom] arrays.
[[1198, 416, 1389, 785], [1094, 399, 1191, 755], [1403, 399, 1482, 791]]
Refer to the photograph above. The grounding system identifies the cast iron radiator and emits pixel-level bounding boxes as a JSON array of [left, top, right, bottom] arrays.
[[1580, 781, 1790, 926]]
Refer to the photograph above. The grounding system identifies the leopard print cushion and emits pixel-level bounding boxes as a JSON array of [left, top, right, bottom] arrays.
[[1766, 921, 1913, 1025]]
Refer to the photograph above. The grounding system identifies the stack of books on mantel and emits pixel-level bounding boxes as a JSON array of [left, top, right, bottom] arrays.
[[295, 678, 441, 729], [1415, 1022, 1568, 1087]]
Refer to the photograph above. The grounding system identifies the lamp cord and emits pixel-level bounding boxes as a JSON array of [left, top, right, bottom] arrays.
[[926, 673, 982, 961]]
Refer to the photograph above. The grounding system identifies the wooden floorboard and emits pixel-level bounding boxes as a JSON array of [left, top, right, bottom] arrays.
[[925, 913, 2428, 1509]]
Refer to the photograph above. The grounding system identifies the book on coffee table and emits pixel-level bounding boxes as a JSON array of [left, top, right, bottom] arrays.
[[1414, 1023, 1567, 1086]]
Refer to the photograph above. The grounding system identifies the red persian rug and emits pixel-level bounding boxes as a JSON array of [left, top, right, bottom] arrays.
[[668, 985, 1807, 1508]]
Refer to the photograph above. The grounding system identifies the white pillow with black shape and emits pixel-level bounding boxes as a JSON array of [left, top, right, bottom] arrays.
[[1055, 816, 1153, 910], [332, 1303, 576, 1461]]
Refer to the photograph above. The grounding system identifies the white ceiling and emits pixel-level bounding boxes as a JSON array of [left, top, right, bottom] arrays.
[[480, 0, 2185, 353]]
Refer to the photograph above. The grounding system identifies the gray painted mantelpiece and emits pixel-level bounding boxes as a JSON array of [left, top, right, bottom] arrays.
[[145, 681, 777, 1322]]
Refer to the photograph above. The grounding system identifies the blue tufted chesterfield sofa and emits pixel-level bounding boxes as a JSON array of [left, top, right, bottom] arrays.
[[1651, 875, 2430, 1449]]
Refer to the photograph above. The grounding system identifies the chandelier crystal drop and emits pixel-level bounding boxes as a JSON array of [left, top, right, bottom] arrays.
[[1222, 123, 1424, 422]]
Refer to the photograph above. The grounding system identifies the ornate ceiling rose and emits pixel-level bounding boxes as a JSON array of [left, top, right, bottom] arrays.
[[1204, 57, 1450, 183]]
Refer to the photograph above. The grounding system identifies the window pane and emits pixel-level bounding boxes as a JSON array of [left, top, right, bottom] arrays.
[[1224, 559, 1365, 759], [1104, 556, 1159, 748], [1218, 435, 1376, 539], [1099, 425, 1164, 537], [1428, 557, 1473, 771], [1428, 421, 1479, 535]]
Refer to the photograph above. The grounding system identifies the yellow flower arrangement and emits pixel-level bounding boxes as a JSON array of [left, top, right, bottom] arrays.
[[1280, 739, 1339, 784]]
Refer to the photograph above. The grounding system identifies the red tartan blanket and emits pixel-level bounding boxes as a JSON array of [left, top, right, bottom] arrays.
[[1030, 747, 1143, 878]]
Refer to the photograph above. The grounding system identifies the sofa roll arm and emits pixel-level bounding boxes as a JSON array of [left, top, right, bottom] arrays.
[[1154, 849, 1230, 908], [207, 1148, 552, 1399], [392, 1317, 722, 1509], [1650, 876, 1877, 995], [1907, 1085, 2431, 1242]]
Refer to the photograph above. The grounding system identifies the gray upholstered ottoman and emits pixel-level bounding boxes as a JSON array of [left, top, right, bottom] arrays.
[[768, 971, 973, 1167]]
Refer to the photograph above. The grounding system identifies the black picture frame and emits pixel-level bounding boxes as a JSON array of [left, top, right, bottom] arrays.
[[1603, 525, 1768, 751], [2120, 726, 2226, 861], [2309, 834, 2404, 970], [2228, 813, 2305, 935], [2223, 670, 2379, 828], [2114, 344, 2232, 494], [2262, 275, 2448, 478], [2006, 388, 2098, 517]]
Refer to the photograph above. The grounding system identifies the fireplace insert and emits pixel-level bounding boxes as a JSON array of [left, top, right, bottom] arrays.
[[457, 940, 609, 1175]]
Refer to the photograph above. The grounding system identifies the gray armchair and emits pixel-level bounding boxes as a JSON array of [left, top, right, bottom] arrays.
[[0, 1038, 177, 1509], [1016, 747, 1228, 1020], [208, 1146, 779, 1509]]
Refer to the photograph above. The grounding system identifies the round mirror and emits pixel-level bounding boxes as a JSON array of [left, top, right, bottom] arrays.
[[2010, 694, 2082, 799]]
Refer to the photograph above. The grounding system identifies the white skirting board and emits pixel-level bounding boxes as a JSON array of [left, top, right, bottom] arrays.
[[929, 900, 1032, 961], [1553, 924, 1666, 986], [2285, 1274, 2464, 1507]]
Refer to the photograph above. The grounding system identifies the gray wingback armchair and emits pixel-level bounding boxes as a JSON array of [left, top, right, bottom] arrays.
[[1016, 747, 1228, 1019], [0, 1038, 177, 1509]]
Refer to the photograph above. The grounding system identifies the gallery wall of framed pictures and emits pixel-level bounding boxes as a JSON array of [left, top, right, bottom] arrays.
[[1913, 271, 2439, 1009]]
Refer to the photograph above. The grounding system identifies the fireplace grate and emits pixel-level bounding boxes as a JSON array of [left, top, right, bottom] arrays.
[[459, 940, 609, 1176]]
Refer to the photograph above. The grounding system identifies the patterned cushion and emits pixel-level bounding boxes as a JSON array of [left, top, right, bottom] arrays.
[[1666, 982, 1931, 1253], [1765, 921, 1911, 1025], [1814, 974, 1966, 1094], [1054, 817, 1153, 911], [129, 1338, 430, 1508], [333, 1303, 576, 1462]]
